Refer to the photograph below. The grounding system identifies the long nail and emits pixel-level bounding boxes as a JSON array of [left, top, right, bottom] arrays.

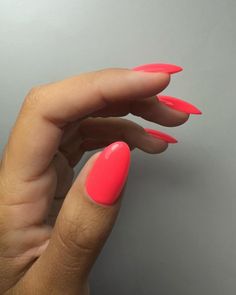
[[86, 141, 130, 205], [133, 63, 183, 74], [144, 128, 178, 144], [158, 95, 202, 115]]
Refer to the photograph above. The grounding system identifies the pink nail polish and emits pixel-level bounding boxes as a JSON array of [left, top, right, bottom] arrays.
[[144, 128, 178, 144], [85, 141, 130, 205], [133, 63, 183, 74], [158, 95, 202, 115]]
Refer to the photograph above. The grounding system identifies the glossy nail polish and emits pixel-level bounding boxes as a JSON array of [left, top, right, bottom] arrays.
[[144, 128, 178, 144], [158, 95, 202, 114], [133, 63, 183, 74], [85, 141, 130, 205]]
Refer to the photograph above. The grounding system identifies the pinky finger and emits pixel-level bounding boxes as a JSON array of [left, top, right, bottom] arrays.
[[78, 118, 173, 155]]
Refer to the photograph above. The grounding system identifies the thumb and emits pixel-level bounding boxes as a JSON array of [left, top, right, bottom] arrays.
[[30, 141, 130, 293]]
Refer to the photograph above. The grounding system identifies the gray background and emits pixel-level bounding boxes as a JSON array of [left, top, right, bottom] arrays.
[[1, 0, 236, 294]]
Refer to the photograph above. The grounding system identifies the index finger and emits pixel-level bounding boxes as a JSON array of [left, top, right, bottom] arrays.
[[2, 68, 171, 181]]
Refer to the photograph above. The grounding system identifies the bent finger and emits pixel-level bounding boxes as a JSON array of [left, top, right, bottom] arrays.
[[3, 68, 170, 182]]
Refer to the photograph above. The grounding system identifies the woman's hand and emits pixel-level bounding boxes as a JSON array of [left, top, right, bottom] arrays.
[[0, 65, 198, 294]]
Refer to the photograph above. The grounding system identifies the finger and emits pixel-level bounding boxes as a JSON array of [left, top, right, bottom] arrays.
[[130, 95, 190, 126], [19, 142, 130, 294], [79, 117, 169, 153], [3, 68, 170, 183], [59, 117, 170, 167], [92, 95, 190, 127]]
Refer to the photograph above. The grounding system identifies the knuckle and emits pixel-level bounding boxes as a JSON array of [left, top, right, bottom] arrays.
[[24, 86, 45, 110], [57, 215, 96, 256], [27, 86, 41, 99], [56, 202, 111, 259]]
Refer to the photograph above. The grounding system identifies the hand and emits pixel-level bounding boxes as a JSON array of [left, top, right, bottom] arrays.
[[0, 65, 198, 294]]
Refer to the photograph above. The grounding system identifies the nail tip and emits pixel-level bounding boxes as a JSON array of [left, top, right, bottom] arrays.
[[158, 95, 202, 115], [189, 107, 202, 115], [189, 106, 202, 115], [172, 65, 183, 73], [167, 138, 178, 144], [133, 63, 183, 74], [145, 128, 178, 144], [196, 110, 203, 115]]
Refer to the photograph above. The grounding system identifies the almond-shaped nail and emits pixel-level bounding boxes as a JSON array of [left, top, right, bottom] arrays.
[[133, 63, 183, 74], [158, 95, 202, 115], [144, 128, 178, 144], [85, 141, 130, 206]]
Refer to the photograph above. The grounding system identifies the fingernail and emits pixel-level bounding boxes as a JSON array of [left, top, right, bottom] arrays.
[[144, 128, 178, 144], [133, 63, 183, 74], [86, 141, 130, 205], [158, 95, 202, 115]]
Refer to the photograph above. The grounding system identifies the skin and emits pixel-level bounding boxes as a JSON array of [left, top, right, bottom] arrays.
[[0, 68, 189, 295]]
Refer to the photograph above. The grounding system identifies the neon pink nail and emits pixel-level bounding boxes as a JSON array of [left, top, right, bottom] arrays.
[[133, 63, 183, 74], [144, 128, 178, 144], [85, 141, 130, 205], [158, 95, 202, 115]]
